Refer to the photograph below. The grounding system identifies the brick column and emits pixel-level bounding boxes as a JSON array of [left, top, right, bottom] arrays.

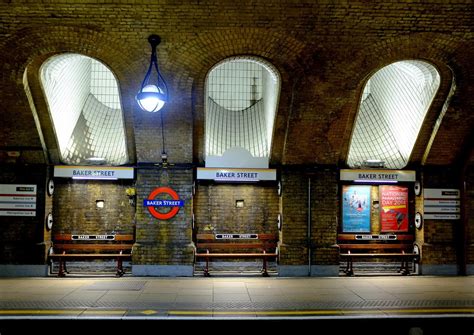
[[418, 167, 461, 275], [309, 168, 339, 276], [279, 167, 339, 276], [132, 167, 194, 276]]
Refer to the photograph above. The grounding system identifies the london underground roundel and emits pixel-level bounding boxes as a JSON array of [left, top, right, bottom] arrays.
[[144, 187, 184, 220]]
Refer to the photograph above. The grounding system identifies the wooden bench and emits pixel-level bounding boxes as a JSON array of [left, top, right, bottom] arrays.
[[49, 234, 134, 277], [337, 234, 419, 276], [194, 233, 279, 276]]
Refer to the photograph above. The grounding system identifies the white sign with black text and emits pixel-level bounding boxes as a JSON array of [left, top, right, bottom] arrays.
[[197, 168, 276, 182], [0, 184, 37, 217], [54, 166, 134, 180], [340, 169, 416, 183], [423, 188, 461, 220]]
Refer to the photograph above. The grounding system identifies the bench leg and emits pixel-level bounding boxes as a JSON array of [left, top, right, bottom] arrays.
[[116, 258, 124, 277], [345, 258, 354, 276], [58, 260, 66, 277], [203, 257, 210, 277], [399, 260, 410, 275], [49, 259, 53, 275], [344, 258, 349, 274], [261, 257, 269, 277]]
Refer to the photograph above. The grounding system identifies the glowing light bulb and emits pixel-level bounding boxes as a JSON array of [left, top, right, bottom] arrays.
[[137, 84, 165, 112]]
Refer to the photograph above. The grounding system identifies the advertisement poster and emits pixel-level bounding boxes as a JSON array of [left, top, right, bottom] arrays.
[[342, 185, 371, 232], [380, 185, 408, 232]]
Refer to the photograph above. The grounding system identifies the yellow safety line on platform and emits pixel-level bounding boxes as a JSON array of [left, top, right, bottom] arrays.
[[0, 310, 82, 315], [0, 310, 126, 315], [169, 308, 474, 316], [81, 310, 127, 315], [0, 308, 473, 317]]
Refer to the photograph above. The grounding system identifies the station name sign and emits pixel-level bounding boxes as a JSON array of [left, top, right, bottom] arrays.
[[215, 234, 258, 239], [143, 199, 184, 207], [54, 166, 134, 180], [340, 169, 416, 183], [355, 234, 397, 240], [197, 168, 276, 182], [71, 235, 115, 240]]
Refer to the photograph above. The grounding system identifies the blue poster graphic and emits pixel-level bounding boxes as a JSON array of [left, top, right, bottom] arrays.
[[342, 185, 371, 232]]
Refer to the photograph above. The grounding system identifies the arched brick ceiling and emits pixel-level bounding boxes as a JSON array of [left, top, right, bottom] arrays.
[[0, 1, 472, 167]]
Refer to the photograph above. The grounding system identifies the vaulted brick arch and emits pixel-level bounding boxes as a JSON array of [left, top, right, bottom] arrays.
[[335, 32, 472, 168], [165, 28, 310, 164], [1, 26, 140, 164]]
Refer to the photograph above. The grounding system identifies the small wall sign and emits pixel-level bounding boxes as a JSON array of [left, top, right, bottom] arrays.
[[354, 234, 397, 240], [215, 234, 258, 239], [71, 235, 115, 240], [423, 188, 461, 220], [0, 184, 37, 217]]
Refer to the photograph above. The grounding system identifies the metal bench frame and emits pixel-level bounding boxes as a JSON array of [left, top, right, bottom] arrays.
[[194, 233, 279, 276]]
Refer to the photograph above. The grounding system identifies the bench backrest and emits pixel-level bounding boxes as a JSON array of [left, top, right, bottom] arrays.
[[337, 234, 414, 253], [195, 233, 278, 252], [53, 234, 134, 254]]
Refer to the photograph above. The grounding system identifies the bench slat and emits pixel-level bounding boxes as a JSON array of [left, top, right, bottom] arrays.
[[196, 233, 278, 241], [338, 244, 413, 250], [195, 253, 278, 258], [50, 254, 132, 258], [340, 253, 418, 257], [196, 243, 277, 249], [54, 244, 134, 251]]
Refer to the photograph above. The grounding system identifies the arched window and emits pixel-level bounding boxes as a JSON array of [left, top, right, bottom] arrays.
[[40, 54, 128, 165], [348, 60, 440, 169], [205, 56, 280, 168]]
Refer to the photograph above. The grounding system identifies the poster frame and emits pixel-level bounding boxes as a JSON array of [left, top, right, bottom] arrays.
[[341, 185, 371, 233], [379, 185, 409, 232]]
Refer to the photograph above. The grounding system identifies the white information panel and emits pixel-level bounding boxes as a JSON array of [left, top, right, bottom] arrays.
[[423, 188, 461, 220], [0, 184, 37, 217]]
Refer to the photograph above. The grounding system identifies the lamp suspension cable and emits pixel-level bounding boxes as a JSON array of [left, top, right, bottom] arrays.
[[160, 107, 167, 162]]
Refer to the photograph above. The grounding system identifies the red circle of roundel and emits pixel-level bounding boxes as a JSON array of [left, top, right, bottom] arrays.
[[147, 187, 181, 220]]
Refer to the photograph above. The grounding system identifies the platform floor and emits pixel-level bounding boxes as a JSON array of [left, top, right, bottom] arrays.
[[0, 275, 473, 334]]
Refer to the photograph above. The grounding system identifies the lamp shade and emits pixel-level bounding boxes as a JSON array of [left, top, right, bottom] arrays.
[[136, 84, 166, 112], [136, 34, 168, 113]]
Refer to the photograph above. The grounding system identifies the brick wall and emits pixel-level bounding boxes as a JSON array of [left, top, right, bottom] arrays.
[[133, 167, 193, 265], [2, 2, 472, 169], [133, 104, 193, 164], [280, 169, 308, 265], [310, 168, 339, 265], [193, 183, 279, 235], [53, 179, 135, 236]]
